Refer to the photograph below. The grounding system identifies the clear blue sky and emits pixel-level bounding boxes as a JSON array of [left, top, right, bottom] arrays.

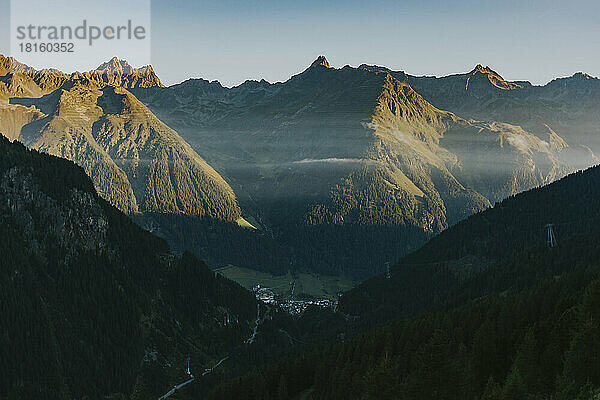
[[2, 0, 599, 86]]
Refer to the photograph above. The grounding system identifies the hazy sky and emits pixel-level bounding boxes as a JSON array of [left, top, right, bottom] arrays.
[[2, 0, 599, 87]]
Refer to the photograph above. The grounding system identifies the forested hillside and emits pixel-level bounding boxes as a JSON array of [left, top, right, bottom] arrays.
[[0, 135, 256, 399], [207, 165, 600, 400], [341, 164, 600, 318], [209, 262, 600, 400]]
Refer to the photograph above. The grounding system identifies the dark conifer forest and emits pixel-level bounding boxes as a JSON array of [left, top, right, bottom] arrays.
[[206, 165, 600, 400], [0, 136, 257, 399]]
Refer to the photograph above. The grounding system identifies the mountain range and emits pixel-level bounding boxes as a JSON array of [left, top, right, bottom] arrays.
[[131, 55, 598, 276], [3, 53, 600, 400], [1, 54, 599, 278]]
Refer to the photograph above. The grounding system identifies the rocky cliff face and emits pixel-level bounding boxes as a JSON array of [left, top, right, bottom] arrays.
[[387, 63, 600, 167], [4, 80, 241, 219], [0, 56, 66, 99]]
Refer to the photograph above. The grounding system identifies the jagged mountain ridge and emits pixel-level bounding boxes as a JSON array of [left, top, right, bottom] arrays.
[[1, 54, 595, 277], [0, 56, 242, 221], [0, 54, 163, 100], [82, 57, 164, 88], [134, 57, 570, 227], [4, 80, 241, 219], [363, 62, 600, 168]]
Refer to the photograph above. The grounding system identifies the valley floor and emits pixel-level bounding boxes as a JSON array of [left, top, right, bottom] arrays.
[[215, 266, 355, 301]]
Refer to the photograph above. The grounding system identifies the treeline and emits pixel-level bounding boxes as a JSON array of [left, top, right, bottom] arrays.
[[258, 195, 433, 279], [282, 224, 430, 278], [403, 165, 600, 265]]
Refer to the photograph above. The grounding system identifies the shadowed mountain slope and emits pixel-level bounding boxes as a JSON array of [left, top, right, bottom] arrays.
[[0, 135, 256, 399], [340, 163, 600, 319]]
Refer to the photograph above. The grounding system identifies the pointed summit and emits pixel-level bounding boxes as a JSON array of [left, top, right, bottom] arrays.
[[87, 57, 163, 88], [310, 55, 331, 69], [468, 64, 522, 90], [95, 57, 133, 74], [471, 64, 495, 75]]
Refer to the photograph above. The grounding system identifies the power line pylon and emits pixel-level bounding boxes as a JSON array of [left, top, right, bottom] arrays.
[[545, 224, 557, 248]]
